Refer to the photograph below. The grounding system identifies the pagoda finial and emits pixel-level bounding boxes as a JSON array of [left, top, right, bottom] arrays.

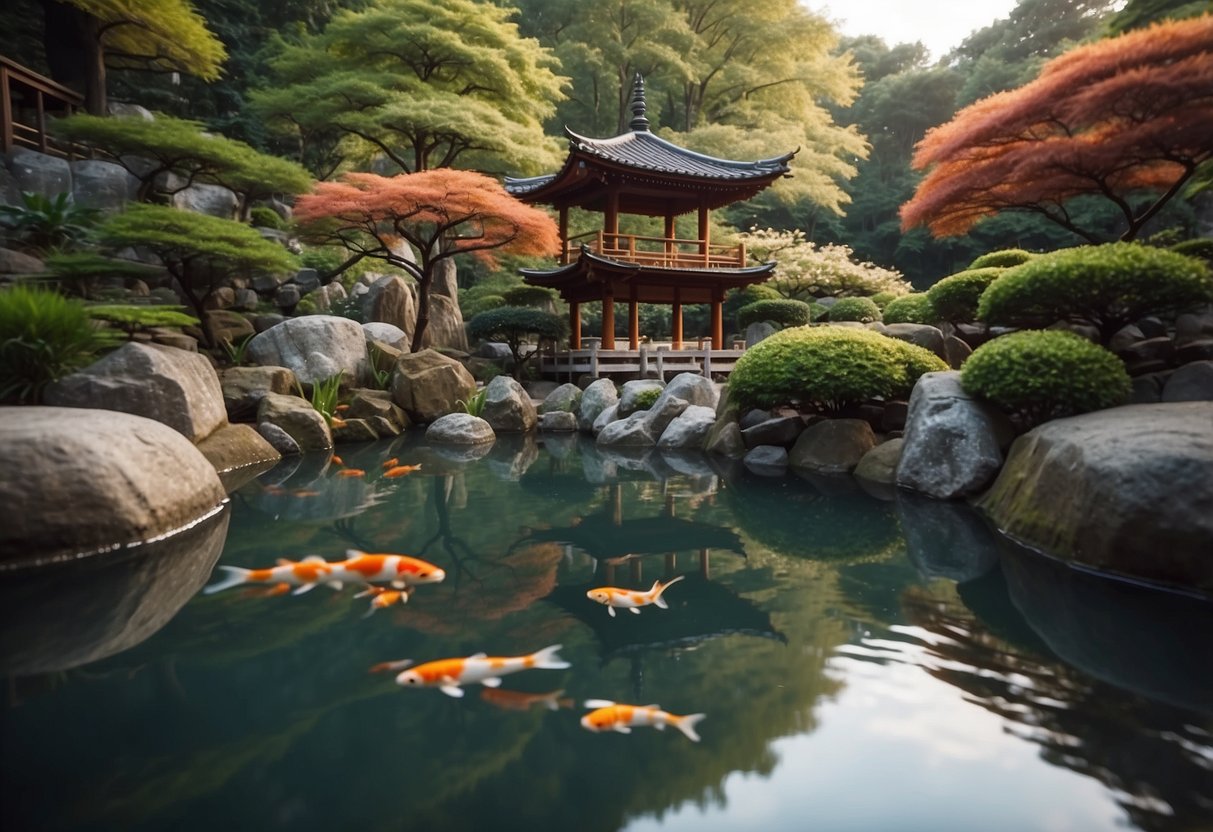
[[628, 73, 650, 132]]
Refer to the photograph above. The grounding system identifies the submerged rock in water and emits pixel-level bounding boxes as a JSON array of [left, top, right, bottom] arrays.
[[0, 407, 227, 563]]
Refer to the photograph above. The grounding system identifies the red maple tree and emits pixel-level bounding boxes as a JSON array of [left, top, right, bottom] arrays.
[[901, 16, 1213, 242], [294, 169, 560, 351]]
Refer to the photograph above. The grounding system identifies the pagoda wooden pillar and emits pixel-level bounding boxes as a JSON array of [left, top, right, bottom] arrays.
[[602, 287, 616, 349], [698, 201, 711, 264], [664, 213, 676, 264], [558, 206, 569, 264], [605, 188, 620, 249], [570, 301, 581, 349], [628, 286, 639, 350], [711, 288, 723, 350], [672, 287, 683, 350]]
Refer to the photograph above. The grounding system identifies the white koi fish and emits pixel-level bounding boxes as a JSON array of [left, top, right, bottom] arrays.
[[581, 699, 705, 742], [204, 556, 338, 596], [388, 644, 571, 698], [586, 575, 685, 617], [326, 550, 445, 588]]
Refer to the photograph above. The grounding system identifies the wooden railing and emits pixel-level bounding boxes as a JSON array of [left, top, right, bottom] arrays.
[[540, 342, 747, 381], [563, 230, 747, 269], [1, 56, 86, 158]]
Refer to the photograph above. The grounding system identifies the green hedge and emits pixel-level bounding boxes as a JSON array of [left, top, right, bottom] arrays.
[[249, 206, 284, 230], [977, 242, 1213, 344], [737, 298, 813, 329], [882, 293, 936, 325], [826, 296, 882, 323], [960, 330, 1130, 427], [728, 325, 947, 412], [1, 286, 111, 404], [869, 291, 899, 309], [927, 267, 1004, 324], [968, 248, 1034, 269]]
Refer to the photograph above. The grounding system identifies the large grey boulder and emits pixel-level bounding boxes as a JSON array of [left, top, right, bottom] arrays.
[[654, 373, 718, 410], [896, 371, 1014, 499], [308, 281, 347, 313], [0, 408, 226, 561], [482, 375, 537, 432], [578, 378, 618, 432], [70, 159, 138, 212], [741, 415, 804, 448], [1161, 361, 1213, 402], [592, 403, 619, 436], [539, 411, 578, 432], [789, 419, 876, 474], [597, 411, 657, 447], [220, 365, 297, 422], [9, 148, 70, 200], [541, 382, 583, 414], [421, 293, 469, 352], [657, 404, 717, 449], [0, 247, 46, 275], [45, 342, 226, 442], [172, 183, 239, 219], [745, 321, 777, 347], [247, 315, 369, 385], [196, 423, 281, 487], [979, 402, 1213, 593], [617, 379, 665, 417], [390, 348, 475, 423], [363, 321, 409, 351], [704, 385, 744, 458], [883, 323, 947, 361], [641, 393, 690, 438], [258, 422, 301, 456], [257, 393, 333, 452], [426, 413, 495, 445], [853, 438, 904, 485], [362, 274, 417, 335], [346, 389, 408, 433]]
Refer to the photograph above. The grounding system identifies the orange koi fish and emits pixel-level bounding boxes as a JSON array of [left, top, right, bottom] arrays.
[[331, 417, 348, 429], [382, 457, 399, 469], [331, 455, 344, 466], [586, 575, 685, 617], [291, 489, 320, 497], [337, 468, 365, 478], [581, 699, 705, 742], [480, 687, 573, 712], [204, 556, 338, 596], [383, 464, 422, 478], [391, 644, 571, 698], [355, 585, 410, 617], [336, 404, 350, 413], [327, 550, 445, 587]]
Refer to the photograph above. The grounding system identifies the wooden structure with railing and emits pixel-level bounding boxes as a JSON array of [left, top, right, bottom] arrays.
[[506, 73, 794, 366], [1, 56, 85, 158]]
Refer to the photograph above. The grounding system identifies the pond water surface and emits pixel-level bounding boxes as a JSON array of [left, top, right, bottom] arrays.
[[2, 435, 1211, 832]]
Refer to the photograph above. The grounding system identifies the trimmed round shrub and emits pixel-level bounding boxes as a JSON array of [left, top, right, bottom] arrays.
[[969, 248, 1034, 269], [737, 298, 813, 329], [728, 325, 948, 413], [808, 301, 829, 322], [1171, 238, 1213, 267], [501, 285, 559, 307], [462, 293, 507, 318], [977, 242, 1213, 344], [882, 293, 937, 325], [249, 206, 284, 230], [869, 291, 898, 309], [468, 305, 568, 378], [926, 267, 1004, 324], [960, 330, 1130, 428], [631, 387, 661, 410], [1, 285, 110, 404], [826, 296, 882, 323]]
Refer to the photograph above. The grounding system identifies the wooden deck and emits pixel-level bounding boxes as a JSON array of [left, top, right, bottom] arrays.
[[539, 341, 745, 381]]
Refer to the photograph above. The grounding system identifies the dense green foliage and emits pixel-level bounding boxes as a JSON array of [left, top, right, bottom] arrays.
[[0, 192, 98, 255], [736, 299, 814, 329], [501, 285, 559, 308], [728, 325, 947, 412], [960, 330, 1131, 427], [969, 249, 1035, 269], [43, 253, 164, 299], [1171, 238, 1213, 266], [881, 293, 937, 325], [977, 242, 1213, 343], [249, 206, 284, 230], [467, 305, 568, 378], [462, 294, 508, 319], [0, 286, 110, 404], [869, 291, 898, 309], [825, 297, 882, 323], [926, 268, 1005, 324], [739, 229, 911, 299], [86, 305, 200, 339], [631, 387, 661, 411]]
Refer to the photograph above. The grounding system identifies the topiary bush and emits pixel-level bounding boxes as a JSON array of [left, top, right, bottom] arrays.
[[467, 306, 568, 379], [462, 293, 507, 318], [960, 330, 1131, 428], [808, 301, 829, 322], [977, 242, 1213, 344], [249, 206, 285, 230], [501, 285, 559, 307], [926, 267, 1004, 325], [737, 298, 813, 329], [869, 291, 898, 309], [86, 305, 199, 340], [0, 286, 111, 404], [882, 293, 937, 325], [969, 248, 1034, 269], [826, 296, 882, 323], [728, 325, 948, 413]]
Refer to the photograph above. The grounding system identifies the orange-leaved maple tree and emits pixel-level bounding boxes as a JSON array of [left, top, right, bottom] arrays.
[[901, 16, 1213, 243], [294, 169, 560, 351]]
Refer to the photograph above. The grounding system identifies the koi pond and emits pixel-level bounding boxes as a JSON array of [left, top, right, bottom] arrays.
[[2, 434, 1211, 832]]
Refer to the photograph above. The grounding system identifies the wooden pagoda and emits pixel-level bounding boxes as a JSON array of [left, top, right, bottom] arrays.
[[505, 75, 794, 352]]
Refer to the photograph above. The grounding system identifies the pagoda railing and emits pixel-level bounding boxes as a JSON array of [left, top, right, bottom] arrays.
[[563, 230, 746, 269], [1, 56, 88, 158]]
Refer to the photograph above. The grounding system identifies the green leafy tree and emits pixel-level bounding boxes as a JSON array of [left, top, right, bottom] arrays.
[[86, 305, 200, 340], [97, 204, 298, 339], [252, 0, 567, 177], [738, 228, 911, 299], [736, 299, 813, 330], [467, 306, 567, 379]]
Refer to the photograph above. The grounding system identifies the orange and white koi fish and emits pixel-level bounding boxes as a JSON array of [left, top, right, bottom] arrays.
[[480, 687, 573, 712], [327, 549, 445, 588], [390, 644, 571, 698], [382, 457, 399, 469], [383, 464, 422, 478], [580, 700, 705, 742], [586, 575, 685, 617], [204, 556, 337, 596], [356, 585, 410, 617], [337, 468, 365, 478]]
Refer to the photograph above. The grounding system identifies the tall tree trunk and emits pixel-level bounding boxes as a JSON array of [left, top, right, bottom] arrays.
[[410, 273, 431, 353], [41, 1, 107, 115]]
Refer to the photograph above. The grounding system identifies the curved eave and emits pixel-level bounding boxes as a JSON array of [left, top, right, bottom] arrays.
[[564, 126, 795, 175], [522, 251, 776, 282]]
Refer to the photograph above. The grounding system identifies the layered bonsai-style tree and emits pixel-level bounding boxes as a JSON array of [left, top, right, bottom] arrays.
[[467, 306, 567, 379]]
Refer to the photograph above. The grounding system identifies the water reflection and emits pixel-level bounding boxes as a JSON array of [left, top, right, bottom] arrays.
[[1, 438, 1210, 832]]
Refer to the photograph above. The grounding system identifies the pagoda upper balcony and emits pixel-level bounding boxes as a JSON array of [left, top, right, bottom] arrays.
[[564, 231, 746, 270]]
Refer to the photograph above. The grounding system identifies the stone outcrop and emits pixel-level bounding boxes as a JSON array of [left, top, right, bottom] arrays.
[[44, 342, 226, 442], [854, 438, 904, 485], [9, 148, 70, 200], [362, 275, 417, 335], [656, 404, 717, 449], [390, 348, 475, 423], [346, 389, 409, 433], [482, 375, 538, 432], [0, 247, 45, 275], [896, 371, 1014, 499], [652, 372, 718, 411], [257, 393, 333, 452], [617, 379, 665, 417], [597, 411, 657, 447], [422, 293, 469, 352], [0, 408, 226, 562], [789, 418, 876, 473], [539, 411, 578, 431], [70, 159, 139, 212], [1161, 360, 1213, 402], [363, 322, 409, 351], [882, 323, 947, 361], [196, 423, 281, 489], [744, 445, 789, 475], [578, 378, 618, 432], [172, 182, 239, 219], [426, 413, 495, 444], [258, 421, 301, 456], [247, 315, 369, 385], [979, 403, 1213, 593], [220, 365, 297, 422], [541, 382, 583, 414], [592, 403, 619, 436], [741, 415, 804, 448]]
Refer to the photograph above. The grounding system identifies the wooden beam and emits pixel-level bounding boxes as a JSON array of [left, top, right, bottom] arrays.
[[1, 66, 12, 155], [711, 290, 723, 350], [698, 201, 711, 265], [672, 287, 683, 350], [602, 289, 616, 350], [628, 286, 639, 350], [605, 187, 620, 248], [35, 90, 45, 153], [664, 213, 675, 263], [569, 301, 581, 349]]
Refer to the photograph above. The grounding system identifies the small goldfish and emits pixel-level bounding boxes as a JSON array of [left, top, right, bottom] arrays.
[[331, 417, 348, 429], [356, 585, 410, 617], [580, 700, 705, 742], [382, 457, 399, 469], [262, 484, 286, 496], [337, 468, 365, 478], [391, 644, 571, 698], [480, 687, 573, 712], [327, 550, 445, 587], [331, 455, 344, 466], [336, 404, 350, 413], [204, 556, 338, 596], [586, 575, 685, 617], [291, 489, 320, 497], [383, 464, 422, 478]]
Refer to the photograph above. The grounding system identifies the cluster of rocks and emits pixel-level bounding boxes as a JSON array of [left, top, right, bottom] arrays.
[[1111, 307, 1213, 404]]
